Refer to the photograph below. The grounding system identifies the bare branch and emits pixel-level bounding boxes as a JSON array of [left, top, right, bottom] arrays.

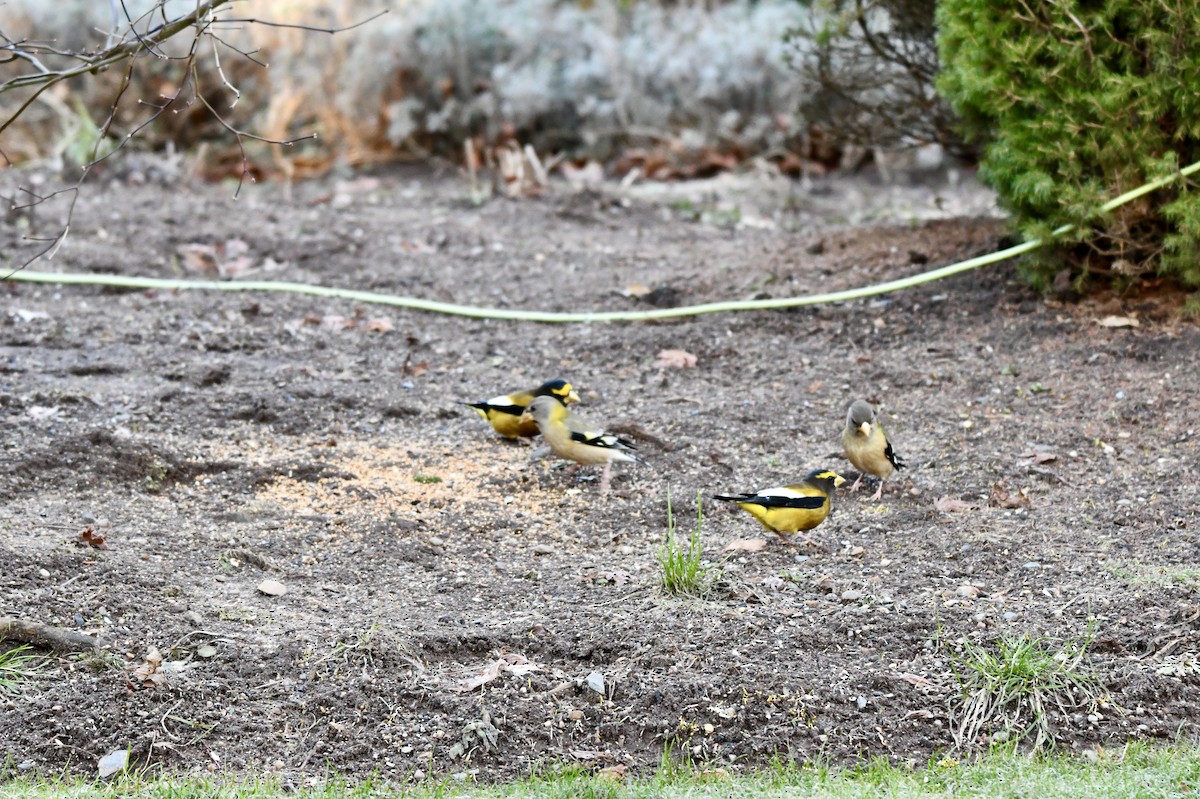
[[0, 0, 238, 134], [1, 0, 374, 274], [215, 9, 389, 35], [193, 72, 318, 199]]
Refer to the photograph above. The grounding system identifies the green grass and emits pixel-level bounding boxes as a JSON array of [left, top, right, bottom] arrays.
[[949, 629, 1105, 752], [656, 490, 716, 597], [3, 744, 1200, 798], [1106, 560, 1200, 591], [0, 645, 41, 693]]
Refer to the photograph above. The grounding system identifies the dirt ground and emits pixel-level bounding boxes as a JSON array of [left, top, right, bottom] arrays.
[[1, 163, 1198, 783]]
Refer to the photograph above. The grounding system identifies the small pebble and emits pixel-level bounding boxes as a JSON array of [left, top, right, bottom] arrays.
[[532, 544, 554, 556], [257, 579, 287, 596], [586, 671, 605, 694]]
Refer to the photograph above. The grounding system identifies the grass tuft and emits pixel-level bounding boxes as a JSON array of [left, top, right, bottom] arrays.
[[3, 743, 1200, 797], [0, 645, 41, 694], [656, 490, 716, 597], [950, 628, 1105, 751]]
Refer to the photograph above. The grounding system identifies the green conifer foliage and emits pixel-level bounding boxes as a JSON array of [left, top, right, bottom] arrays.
[[936, 0, 1200, 295]]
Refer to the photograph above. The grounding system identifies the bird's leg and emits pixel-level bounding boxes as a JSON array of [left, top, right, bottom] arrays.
[[870, 481, 884, 502], [849, 473, 864, 492], [773, 530, 797, 547], [599, 462, 612, 495]]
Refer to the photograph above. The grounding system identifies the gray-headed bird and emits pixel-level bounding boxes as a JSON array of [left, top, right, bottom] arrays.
[[842, 399, 905, 501], [522, 395, 639, 494]]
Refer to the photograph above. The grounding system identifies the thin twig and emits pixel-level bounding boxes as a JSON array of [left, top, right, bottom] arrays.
[[215, 10, 389, 35]]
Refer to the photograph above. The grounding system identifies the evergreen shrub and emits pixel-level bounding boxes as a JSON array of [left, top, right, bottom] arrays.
[[936, 0, 1200, 298]]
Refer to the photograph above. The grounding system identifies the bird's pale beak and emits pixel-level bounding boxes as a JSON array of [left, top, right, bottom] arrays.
[[859, 421, 871, 436], [833, 474, 847, 488], [566, 389, 581, 404]]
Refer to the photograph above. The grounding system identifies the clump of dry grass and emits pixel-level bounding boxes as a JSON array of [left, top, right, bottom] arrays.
[[950, 629, 1107, 751]]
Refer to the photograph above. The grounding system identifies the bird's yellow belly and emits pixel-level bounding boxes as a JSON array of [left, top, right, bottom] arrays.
[[737, 502, 828, 533]]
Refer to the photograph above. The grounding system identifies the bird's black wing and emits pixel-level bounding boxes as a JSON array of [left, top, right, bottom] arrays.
[[464, 401, 524, 415], [885, 441, 905, 470], [713, 493, 826, 510], [570, 430, 636, 450]]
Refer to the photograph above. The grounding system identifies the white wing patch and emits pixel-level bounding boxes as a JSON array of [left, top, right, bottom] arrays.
[[754, 486, 805, 500]]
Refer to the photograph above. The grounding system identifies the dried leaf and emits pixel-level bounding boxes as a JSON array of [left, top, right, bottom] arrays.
[[221, 256, 254, 277], [654, 349, 698, 369], [364, 318, 394, 333], [320, 315, 353, 330], [401, 354, 430, 376], [893, 672, 931, 687], [722, 538, 768, 553], [77, 526, 107, 549], [812, 573, 836, 593], [988, 483, 1031, 509], [595, 569, 631, 586], [445, 651, 541, 692], [133, 647, 164, 687], [597, 764, 628, 782], [450, 659, 504, 692], [500, 651, 540, 677], [177, 243, 222, 277], [1096, 315, 1140, 328], [935, 496, 977, 513], [222, 238, 250, 259]]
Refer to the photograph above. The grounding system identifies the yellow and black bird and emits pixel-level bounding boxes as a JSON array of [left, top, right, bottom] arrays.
[[714, 469, 845, 545], [521, 395, 639, 494], [463, 379, 580, 439], [842, 399, 905, 501]]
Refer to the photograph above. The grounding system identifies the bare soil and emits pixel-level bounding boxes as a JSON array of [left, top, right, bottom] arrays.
[[1, 165, 1198, 783]]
